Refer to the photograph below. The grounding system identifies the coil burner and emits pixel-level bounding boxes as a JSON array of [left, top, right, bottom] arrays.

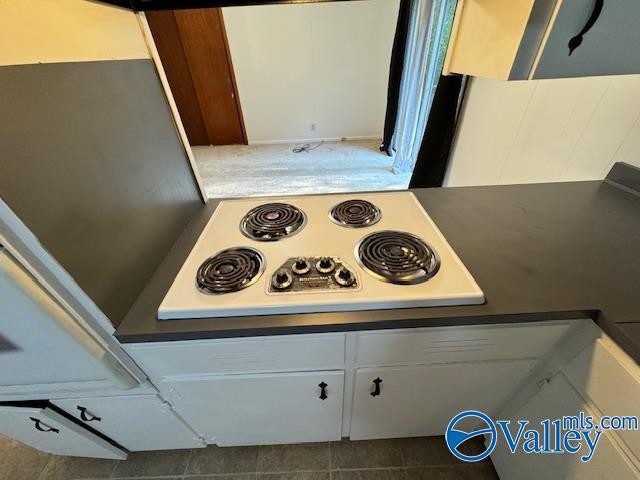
[[330, 199, 381, 228], [196, 247, 265, 294], [240, 203, 306, 241], [356, 230, 440, 285]]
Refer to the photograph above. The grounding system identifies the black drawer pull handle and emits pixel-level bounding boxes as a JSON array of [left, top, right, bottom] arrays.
[[77, 406, 101, 422], [30, 417, 59, 434], [319, 382, 328, 400], [371, 377, 382, 397], [568, 0, 604, 56]]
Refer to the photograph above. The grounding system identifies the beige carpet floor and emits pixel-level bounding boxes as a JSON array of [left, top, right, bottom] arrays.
[[193, 139, 411, 199]]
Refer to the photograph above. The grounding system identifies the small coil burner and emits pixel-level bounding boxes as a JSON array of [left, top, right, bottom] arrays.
[[356, 230, 440, 285], [330, 199, 382, 228], [196, 247, 265, 294], [240, 203, 306, 241]]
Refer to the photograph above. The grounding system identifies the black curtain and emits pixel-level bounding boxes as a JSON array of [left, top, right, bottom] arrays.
[[380, 0, 411, 155], [409, 74, 467, 188], [381, 0, 467, 186]]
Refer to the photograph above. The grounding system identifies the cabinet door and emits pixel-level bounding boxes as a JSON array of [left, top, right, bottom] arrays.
[[52, 394, 203, 451], [0, 250, 137, 395], [350, 360, 534, 440], [532, 0, 640, 79], [161, 371, 344, 446], [0, 406, 126, 459], [563, 338, 640, 459], [491, 374, 639, 480]]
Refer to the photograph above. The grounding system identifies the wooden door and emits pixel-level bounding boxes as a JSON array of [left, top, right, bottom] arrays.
[[146, 9, 246, 146]]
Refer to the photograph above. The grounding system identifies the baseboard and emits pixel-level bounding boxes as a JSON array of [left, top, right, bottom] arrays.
[[248, 135, 382, 146]]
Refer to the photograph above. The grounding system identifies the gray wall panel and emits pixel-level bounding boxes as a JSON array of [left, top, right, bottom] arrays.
[[0, 59, 202, 326]]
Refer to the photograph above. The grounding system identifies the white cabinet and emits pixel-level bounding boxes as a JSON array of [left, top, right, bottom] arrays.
[[126, 333, 347, 447], [444, 0, 640, 80], [161, 370, 344, 446], [491, 373, 640, 480], [126, 333, 345, 377], [563, 338, 640, 461], [356, 323, 572, 366], [122, 322, 577, 446], [349, 322, 573, 440], [51, 394, 203, 451], [0, 405, 126, 459], [350, 360, 535, 440], [0, 248, 137, 398]]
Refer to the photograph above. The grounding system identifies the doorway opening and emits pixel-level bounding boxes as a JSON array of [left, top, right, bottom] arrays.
[[146, 0, 454, 198]]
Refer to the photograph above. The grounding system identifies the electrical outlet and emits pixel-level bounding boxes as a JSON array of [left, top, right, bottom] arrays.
[[310, 123, 316, 131]]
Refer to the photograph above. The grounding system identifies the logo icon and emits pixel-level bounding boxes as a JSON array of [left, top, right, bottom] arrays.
[[445, 410, 497, 462]]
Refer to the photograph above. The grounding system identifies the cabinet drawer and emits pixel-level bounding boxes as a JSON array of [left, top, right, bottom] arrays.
[[126, 333, 345, 377], [563, 338, 640, 459], [52, 394, 203, 451], [161, 370, 344, 446], [0, 405, 126, 459], [356, 322, 574, 366]]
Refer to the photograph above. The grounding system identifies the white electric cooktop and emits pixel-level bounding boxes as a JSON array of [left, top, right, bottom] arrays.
[[158, 191, 484, 320]]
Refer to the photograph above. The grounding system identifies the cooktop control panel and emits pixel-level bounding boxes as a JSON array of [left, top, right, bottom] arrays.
[[268, 256, 359, 293]]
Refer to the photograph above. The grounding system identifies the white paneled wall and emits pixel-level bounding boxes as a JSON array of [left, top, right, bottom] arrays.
[[445, 76, 640, 186], [222, 0, 399, 144]]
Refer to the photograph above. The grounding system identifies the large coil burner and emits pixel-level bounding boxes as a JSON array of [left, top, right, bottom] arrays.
[[356, 230, 440, 285], [196, 247, 265, 294]]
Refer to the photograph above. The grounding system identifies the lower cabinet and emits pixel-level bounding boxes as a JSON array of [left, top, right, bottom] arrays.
[[350, 360, 535, 440], [51, 394, 203, 451], [161, 370, 344, 446], [0, 405, 126, 459], [563, 338, 640, 459], [491, 373, 640, 480]]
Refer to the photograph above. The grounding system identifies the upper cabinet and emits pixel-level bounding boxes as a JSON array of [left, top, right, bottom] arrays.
[[444, 0, 640, 80]]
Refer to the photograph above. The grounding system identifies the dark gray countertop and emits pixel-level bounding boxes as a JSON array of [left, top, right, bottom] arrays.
[[116, 164, 640, 362]]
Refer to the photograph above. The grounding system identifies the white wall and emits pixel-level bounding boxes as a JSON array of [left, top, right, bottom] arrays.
[[445, 75, 640, 186], [222, 0, 399, 144], [0, 0, 148, 66]]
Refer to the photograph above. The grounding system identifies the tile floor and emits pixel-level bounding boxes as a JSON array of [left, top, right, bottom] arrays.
[[0, 435, 498, 480], [192, 139, 412, 199]]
